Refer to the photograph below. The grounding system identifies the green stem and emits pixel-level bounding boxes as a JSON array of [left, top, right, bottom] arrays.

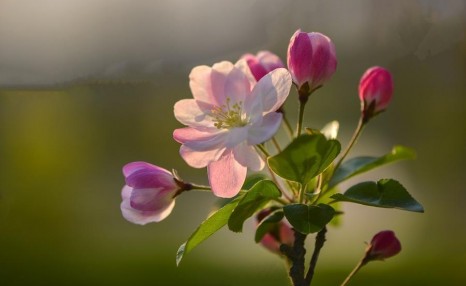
[[272, 137, 282, 152], [296, 100, 307, 137], [256, 144, 294, 202], [273, 197, 289, 205], [298, 184, 307, 204], [340, 259, 366, 286], [333, 115, 365, 172], [283, 114, 294, 139], [189, 184, 212, 191], [256, 144, 270, 157], [311, 174, 323, 204]]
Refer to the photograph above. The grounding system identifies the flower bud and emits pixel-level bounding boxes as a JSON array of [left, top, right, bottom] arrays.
[[120, 162, 181, 225], [287, 29, 337, 93], [241, 51, 285, 81], [256, 209, 294, 254], [364, 230, 401, 262], [359, 66, 393, 121]]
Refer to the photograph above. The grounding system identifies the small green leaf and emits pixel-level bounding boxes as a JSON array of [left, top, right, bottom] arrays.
[[330, 179, 424, 213], [268, 134, 341, 184], [330, 145, 416, 188], [254, 210, 284, 243], [176, 195, 243, 266], [228, 180, 281, 233], [283, 204, 335, 234]]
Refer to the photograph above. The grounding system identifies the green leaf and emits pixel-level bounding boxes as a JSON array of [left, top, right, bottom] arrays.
[[268, 134, 341, 184], [317, 187, 343, 227], [228, 180, 281, 233], [283, 204, 335, 234], [254, 210, 284, 243], [176, 195, 243, 266], [330, 179, 424, 213], [330, 145, 416, 188]]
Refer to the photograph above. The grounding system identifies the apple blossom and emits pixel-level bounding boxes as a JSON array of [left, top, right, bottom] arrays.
[[173, 60, 292, 198], [241, 51, 285, 81], [287, 30, 337, 93], [121, 161, 180, 225], [359, 66, 394, 120]]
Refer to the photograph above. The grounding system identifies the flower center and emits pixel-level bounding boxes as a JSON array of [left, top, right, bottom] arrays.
[[211, 98, 247, 129]]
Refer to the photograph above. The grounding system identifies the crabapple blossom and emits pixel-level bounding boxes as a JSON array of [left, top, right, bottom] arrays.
[[173, 60, 292, 198], [241, 51, 285, 81], [121, 162, 180, 225], [359, 66, 393, 119], [287, 30, 337, 92]]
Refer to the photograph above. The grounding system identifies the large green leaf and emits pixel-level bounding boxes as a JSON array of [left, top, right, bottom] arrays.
[[283, 204, 335, 234], [254, 209, 284, 243], [176, 195, 243, 266], [330, 145, 415, 188], [330, 179, 424, 213], [268, 134, 341, 184], [228, 180, 281, 232]]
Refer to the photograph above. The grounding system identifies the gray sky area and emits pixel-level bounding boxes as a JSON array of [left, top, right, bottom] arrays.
[[0, 0, 464, 86]]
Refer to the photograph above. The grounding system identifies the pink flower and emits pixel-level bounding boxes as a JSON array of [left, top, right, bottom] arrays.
[[256, 209, 294, 254], [366, 230, 401, 261], [121, 162, 179, 225], [173, 60, 292, 198], [241, 51, 285, 81], [359, 66, 393, 117], [287, 30, 337, 92]]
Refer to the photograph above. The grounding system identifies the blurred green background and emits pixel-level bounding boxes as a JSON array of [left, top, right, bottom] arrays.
[[1, 1, 465, 285]]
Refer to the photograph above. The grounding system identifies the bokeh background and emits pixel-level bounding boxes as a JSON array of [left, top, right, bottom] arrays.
[[1, 0, 465, 285]]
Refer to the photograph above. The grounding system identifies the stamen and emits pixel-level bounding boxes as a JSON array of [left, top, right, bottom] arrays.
[[211, 98, 247, 129]]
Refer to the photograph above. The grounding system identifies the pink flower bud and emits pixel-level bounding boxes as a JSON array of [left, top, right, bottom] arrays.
[[366, 230, 401, 261], [120, 162, 180, 225], [359, 66, 393, 118], [241, 51, 285, 81], [287, 29, 337, 92], [256, 209, 294, 254]]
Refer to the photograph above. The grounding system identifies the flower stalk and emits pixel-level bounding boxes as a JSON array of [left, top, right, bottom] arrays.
[[333, 115, 365, 172]]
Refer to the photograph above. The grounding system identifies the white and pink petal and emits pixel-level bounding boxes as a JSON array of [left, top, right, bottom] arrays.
[[249, 68, 292, 114], [179, 145, 226, 168], [173, 127, 227, 150], [122, 161, 170, 177], [247, 112, 283, 145], [120, 186, 176, 225], [233, 143, 264, 171], [207, 150, 247, 198], [174, 99, 215, 130]]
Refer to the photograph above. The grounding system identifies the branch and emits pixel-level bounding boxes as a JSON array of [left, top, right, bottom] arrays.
[[305, 227, 327, 284], [280, 230, 308, 286]]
